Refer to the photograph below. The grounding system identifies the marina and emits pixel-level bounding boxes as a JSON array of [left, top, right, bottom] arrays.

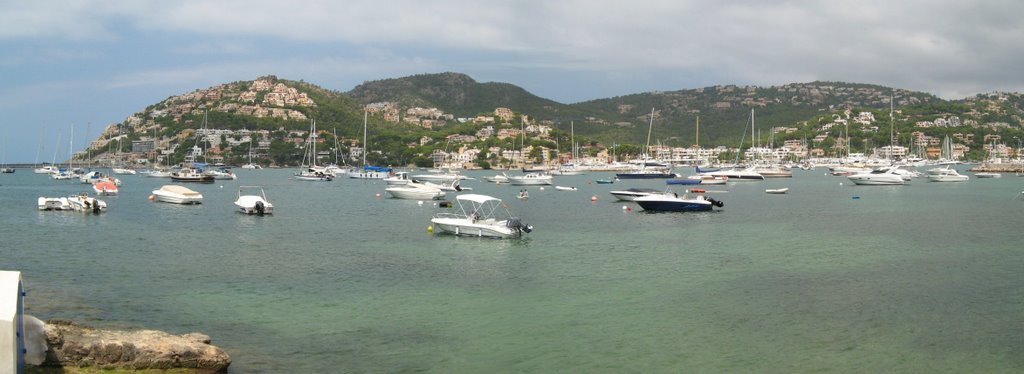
[[4, 166, 1024, 372]]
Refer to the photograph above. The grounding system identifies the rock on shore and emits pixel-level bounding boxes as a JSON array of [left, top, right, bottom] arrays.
[[34, 319, 230, 373]]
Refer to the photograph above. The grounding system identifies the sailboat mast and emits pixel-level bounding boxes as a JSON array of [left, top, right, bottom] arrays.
[[889, 94, 895, 163], [362, 109, 368, 166], [645, 108, 654, 159]]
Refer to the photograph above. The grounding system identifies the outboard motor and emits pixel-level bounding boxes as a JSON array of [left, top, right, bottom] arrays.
[[506, 218, 533, 234], [255, 201, 265, 216], [706, 197, 725, 208], [91, 199, 101, 214]]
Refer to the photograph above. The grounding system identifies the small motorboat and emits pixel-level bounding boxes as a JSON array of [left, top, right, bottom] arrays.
[[151, 185, 203, 204], [595, 177, 618, 184], [171, 168, 215, 183], [93, 179, 119, 195], [430, 194, 532, 239], [974, 172, 1001, 178], [235, 186, 274, 215], [633, 190, 724, 212], [765, 188, 790, 194], [39, 195, 107, 213], [386, 181, 445, 200], [554, 186, 577, 191]]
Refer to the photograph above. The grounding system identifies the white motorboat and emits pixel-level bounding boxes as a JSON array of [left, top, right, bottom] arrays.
[[555, 186, 577, 191], [385, 181, 445, 200], [928, 168, 969, 182], [383, 171, 413, 185], [508, 172, 553, 185], [703, 167, 765, 181], [411, 170, 468, 183], [422, 180, 471, 192], [151, 185, 203, 204], [111, 167, 136, 175], [147, 168, 173, 178], [483, 173, 510, 183], [234, 186, 273, 215], [294, 168, 333, 181], [847, 168, 906, 185], [765, 188, 790, 194], [205, 168, 237, 180], [240, 163, 262, 170], [609, 187, 662, 201], [430, 194, 532, 239], [974, 172, 1001, 178], [66, 194, 107, 213], [34, 165, 59, 174]]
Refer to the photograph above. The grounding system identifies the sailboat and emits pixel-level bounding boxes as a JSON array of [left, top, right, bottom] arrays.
[[701, 110, 764, 181], [616, 108, 676, 179], [294, 118, 333, 181], [848, 95, 906, 186], [240, 134, 262, 169], [349, 109, 392, 179], [553, 121, 584, 175], [1, 140, 14, 173]]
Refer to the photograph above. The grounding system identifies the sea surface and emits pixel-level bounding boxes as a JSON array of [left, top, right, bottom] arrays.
[[3, 167, 1023, 373]]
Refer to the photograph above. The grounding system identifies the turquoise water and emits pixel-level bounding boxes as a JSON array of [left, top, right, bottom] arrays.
[[3, 168, 1023, 372]]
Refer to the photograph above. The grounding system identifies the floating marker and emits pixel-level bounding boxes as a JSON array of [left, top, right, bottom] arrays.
[[417, 201, 423, 205], [148, 195, 155, 201], [591, 195, 598, 201], [427, 225, 433, 233], [852, 196, 860, 200], [375, 193, 381, 197], [539, 187, 545, 191]]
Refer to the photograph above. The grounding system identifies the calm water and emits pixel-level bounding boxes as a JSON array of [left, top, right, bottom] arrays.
[[3, 168, 1023, 372]]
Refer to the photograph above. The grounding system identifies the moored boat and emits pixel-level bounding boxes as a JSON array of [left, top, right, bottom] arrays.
[[609, 187, 661, 201], [235, 186, 273, 215], [151, 185, 203, 204], [633, 190, 724, 212], [430, 194, 532, 238]]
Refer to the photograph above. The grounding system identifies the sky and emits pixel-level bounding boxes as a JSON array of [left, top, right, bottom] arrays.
[[2, 0, 1024, 162]]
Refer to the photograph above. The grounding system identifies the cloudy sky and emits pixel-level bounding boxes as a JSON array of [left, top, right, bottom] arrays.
[[2, 0, 1022, 162]]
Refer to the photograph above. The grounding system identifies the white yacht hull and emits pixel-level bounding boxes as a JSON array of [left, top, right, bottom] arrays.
[[430, 218, 520, 239]]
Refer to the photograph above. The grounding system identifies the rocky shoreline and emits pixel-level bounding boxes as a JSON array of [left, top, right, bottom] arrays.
[[28, 319, 230, 373]]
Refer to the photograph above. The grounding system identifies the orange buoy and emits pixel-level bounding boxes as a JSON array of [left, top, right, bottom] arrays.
[[591, 195, 598, 201], [148, 194, 155, 201]]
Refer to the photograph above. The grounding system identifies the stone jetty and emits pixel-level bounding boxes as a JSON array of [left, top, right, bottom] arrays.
[[30, 319, 230, 373]]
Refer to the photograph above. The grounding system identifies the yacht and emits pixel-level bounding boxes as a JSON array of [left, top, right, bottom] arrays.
[[928, 168, 969, 182], [633, 190, 724, 212], [847, 168, 906, 185]]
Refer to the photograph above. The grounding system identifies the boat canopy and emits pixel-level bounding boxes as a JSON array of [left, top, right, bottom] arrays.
[[455, 194, 502, 204], [363, 165, 392, 172]]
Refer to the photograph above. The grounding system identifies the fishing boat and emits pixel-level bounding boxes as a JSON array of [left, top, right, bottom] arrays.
[[633, 189, 724, 212], [609, 187, 661, 201], [235, 186, 273, 215], [430, 194, 532, 239], [151, 185, 203, 204], [171, 167, 215, 183]]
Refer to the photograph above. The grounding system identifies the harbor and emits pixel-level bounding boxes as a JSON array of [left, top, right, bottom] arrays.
[[6, 166, 1024, 372]]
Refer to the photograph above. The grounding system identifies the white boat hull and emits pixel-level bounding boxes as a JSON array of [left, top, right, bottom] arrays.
[[386, 186, 445, 200], [430, 217, 520, 239], [152, 185, 203, 204]]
